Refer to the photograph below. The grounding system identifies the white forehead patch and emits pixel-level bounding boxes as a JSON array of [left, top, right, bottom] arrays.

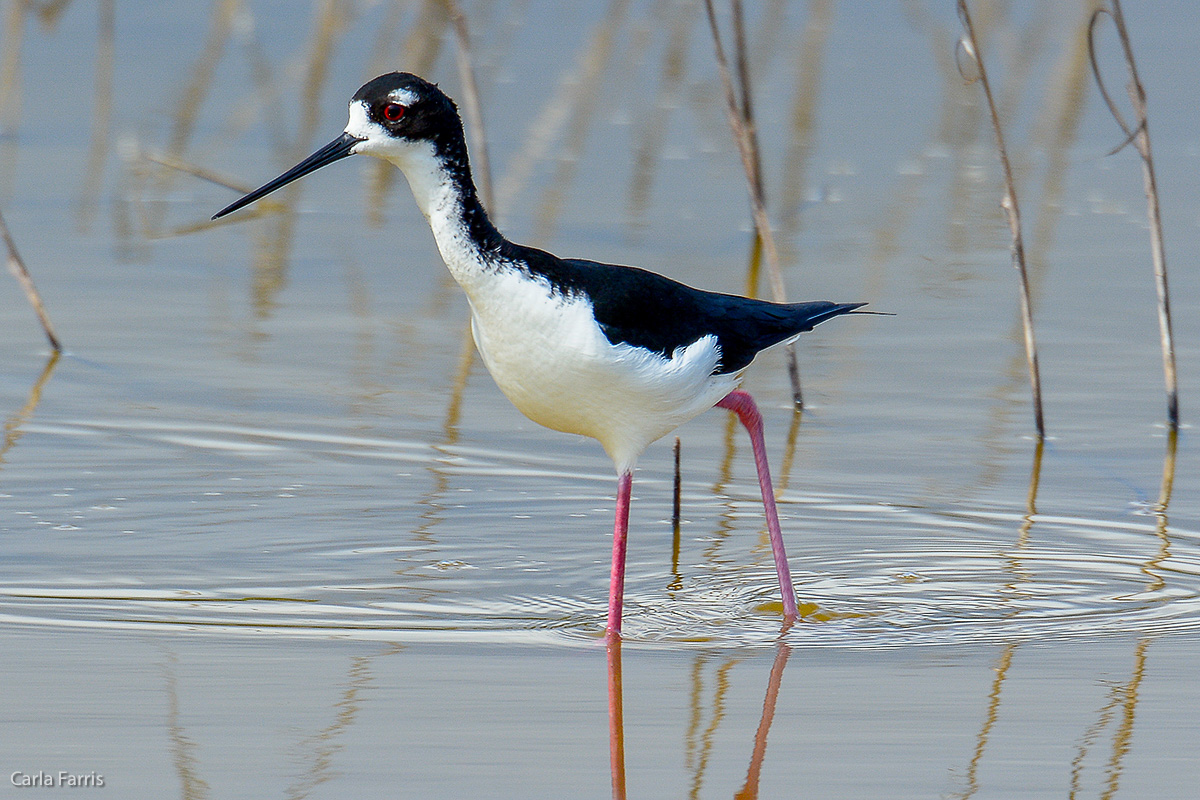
[[388, 88, 420, 106], [344, 100, 380, 141]]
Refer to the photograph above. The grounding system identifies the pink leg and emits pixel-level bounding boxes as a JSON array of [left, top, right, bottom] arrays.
[[606, 471, 634, 638], [716, 390, 800, 620]]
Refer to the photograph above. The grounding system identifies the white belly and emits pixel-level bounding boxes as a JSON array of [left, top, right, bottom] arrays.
[[463, 268, 740, 472]]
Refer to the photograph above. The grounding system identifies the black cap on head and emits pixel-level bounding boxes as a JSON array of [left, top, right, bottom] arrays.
[[351, 72, 460, 142]]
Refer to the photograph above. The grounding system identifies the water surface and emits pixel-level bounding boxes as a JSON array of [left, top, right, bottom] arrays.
[[3, 1, 1200, 797]]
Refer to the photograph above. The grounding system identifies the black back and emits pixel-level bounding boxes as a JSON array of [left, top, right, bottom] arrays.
[[506, 244, 864, 374]]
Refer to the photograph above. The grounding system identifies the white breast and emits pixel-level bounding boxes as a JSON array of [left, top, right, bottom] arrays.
[[463, 266, 741, 472], [371, 127, 742, 470]]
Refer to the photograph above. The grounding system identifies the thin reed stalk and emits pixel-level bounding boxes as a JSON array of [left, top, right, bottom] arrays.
[[957, 0, 1045, 438], [77, 0, 115, 231], [443, 1, 494, 453], [672, 437, 682, 531], [702, 0, 803, 406], [143, 151, 253, 194], [446, 0, 494, 211], [1, 209, 62, 352], [1088, 0, 1179, 428]]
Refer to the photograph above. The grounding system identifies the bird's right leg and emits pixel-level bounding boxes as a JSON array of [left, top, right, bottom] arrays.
[[716, 390, 800, 621]]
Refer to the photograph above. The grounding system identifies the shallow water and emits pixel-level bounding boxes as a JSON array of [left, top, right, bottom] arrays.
[[3, 1, 1200, 797]]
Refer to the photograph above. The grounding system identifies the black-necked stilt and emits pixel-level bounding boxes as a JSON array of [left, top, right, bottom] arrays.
[[214, 72, 865, 637]]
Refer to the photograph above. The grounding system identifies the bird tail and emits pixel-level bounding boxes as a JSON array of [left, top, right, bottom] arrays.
[[790, 301, 870, 332]]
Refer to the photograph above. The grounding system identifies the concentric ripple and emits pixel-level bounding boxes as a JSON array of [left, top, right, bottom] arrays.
[[3, 419, 1198, 649]]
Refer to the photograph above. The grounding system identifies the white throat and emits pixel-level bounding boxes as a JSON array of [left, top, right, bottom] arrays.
[[344, 101, 491, 290], [344, 103, 453, 219]]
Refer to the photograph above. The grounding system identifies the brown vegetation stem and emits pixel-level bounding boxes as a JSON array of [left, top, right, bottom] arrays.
[[672, 437, 682, 530], [958, 0, 1045, 438], [1, 209, 62, 352], [703, 0, 803, 406], [447, 0, 494, 212], [1088, 0, 1178, 428]]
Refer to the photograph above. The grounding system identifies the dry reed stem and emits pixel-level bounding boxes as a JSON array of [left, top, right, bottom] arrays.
[[531, 0, 629, 243], [1088, 0, 1178, 428], [1, 209, 62, 352], [494, 0, 628, 221], [77, 0, 115, 231], [446, 0, 494, 212], [144, 151, 254, 194], [702, 0, 803, 406], [627, 0, 696, 228], [672, 437, 682, 531], [779, 0, 832, 231], [957, 0, 1045, 438], [0, 0, 25, 137], [146, 0, 240, 236]]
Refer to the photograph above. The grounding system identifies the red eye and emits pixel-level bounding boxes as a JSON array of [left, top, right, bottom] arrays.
[[383, 103, 406, 122]]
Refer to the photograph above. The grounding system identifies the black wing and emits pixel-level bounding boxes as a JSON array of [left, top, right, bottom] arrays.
[[509, 244, 863, 374]]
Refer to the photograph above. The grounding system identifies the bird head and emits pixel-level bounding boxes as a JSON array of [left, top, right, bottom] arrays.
[[213, 72, 462, 220]]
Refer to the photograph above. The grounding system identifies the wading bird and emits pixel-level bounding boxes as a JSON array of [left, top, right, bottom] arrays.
[[214, 73, 864, 637]]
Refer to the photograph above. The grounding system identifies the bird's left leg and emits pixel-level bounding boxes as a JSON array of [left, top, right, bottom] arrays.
[[715, 390, 799, 620], [606, 471, 634, 638]]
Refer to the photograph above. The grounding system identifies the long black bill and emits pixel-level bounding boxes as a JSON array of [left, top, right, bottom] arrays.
[[212, 132, 364, 220]]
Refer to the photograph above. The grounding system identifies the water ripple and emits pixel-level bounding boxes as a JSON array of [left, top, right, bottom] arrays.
[[3, 492, 1198, 649]]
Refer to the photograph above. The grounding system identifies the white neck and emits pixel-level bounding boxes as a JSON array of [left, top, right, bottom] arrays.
[[393, 141, 457, 222], [344, 101, 495, 291], [388, 143, 493, 291]]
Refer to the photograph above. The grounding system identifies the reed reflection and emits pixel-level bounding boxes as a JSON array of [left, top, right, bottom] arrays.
[[530, 0, 630, 247], [1001, 436, 1043, 588], [409, 323, 477, 548], [492, 0, 628, 232], [157, 643, 401, 800], [1065, 431, 1176, 796], [776, 0, 832, 254], [733, 642, 791, 800], [686, 654, 739, 798], [145, 0, 240, 238], [607, 636, 796, 799], [0, 350, 60, 467], [161, 649, 210, 800], [1068, 636, 1152, 800], [952, 642, 1016, 800], [1141, 426, 1177, 592], [953, 433, 1040, 798], [414, 0, 493, 553], [284, 646, 402, 800]]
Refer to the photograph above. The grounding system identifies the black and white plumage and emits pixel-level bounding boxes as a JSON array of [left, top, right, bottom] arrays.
[[214, 72, 866, 637]]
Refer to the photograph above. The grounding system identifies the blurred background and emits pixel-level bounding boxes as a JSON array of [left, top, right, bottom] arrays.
[[2, 1, 1199, 797]]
